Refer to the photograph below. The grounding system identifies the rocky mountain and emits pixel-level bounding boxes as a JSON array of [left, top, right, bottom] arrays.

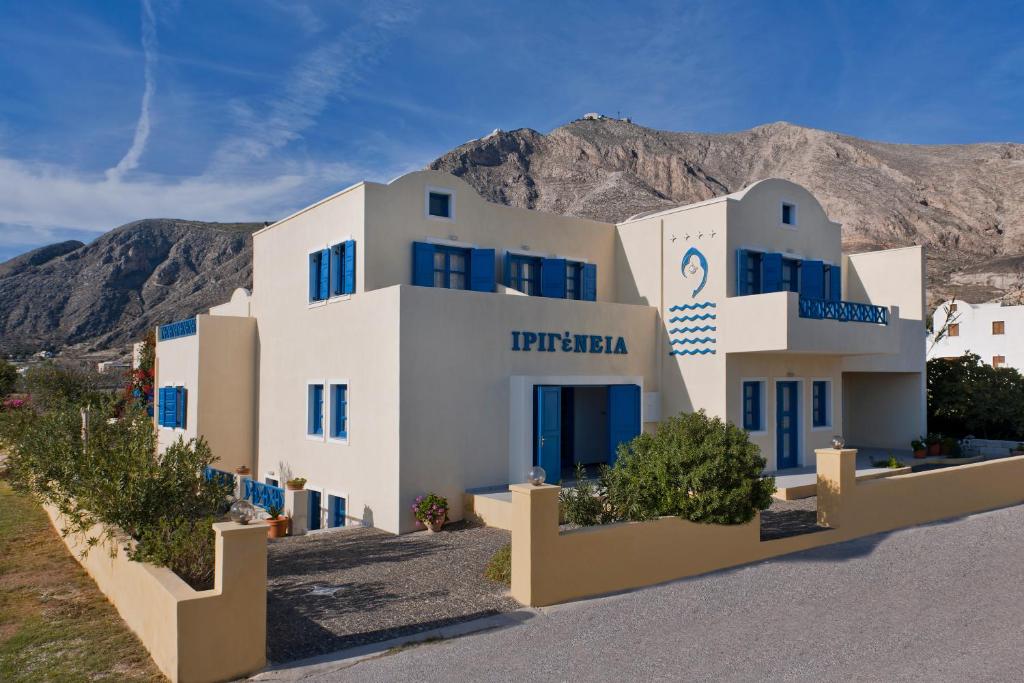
[[0, 219, 260, 355], [2, 118, 1022, 355], [431, 118, 1024, 307]]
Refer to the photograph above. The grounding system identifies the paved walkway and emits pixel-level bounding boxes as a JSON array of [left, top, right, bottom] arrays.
[[265, 521, 516, 663], [271, 504, 1024, 682]]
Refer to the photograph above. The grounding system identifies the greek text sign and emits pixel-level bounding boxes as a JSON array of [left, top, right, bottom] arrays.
[[511, 331, 628, 354]]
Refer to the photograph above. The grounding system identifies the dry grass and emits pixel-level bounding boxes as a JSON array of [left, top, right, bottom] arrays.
[[0, 479, 164, 682]]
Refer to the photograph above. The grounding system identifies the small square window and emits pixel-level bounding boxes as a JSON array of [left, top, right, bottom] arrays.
[[993, 355, 1006, 368], [428, 191, 451, 218], [781, 202, 796, 225], [948, 303, 958, 313], [948, 323, 960, 337], [993, 321, 1005, 335]]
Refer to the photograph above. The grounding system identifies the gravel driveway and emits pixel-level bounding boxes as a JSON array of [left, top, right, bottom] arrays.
[[266, 521, 517, 663]]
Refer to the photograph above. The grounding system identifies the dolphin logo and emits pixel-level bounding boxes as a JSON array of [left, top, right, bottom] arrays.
[[681, 246, 708, 298]]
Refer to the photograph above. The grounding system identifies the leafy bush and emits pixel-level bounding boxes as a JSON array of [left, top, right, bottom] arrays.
[[134, 516, 217, 590], [602, 410, 775, 525], [0, 359, 17, 398], [484, 542, 511, 585], [1, 400, 232, 587], [20, 362, 103, 412], [559, 463, 609, 527], [871, 455, 905, 469], [928, 354, 1024, 440]]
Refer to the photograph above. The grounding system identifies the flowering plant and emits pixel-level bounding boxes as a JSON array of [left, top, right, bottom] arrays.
[[411, 493, 448, 527], [2, 397, 26, 410]]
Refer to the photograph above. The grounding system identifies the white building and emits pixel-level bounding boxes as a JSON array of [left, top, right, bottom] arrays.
[[154, 171, 927, 534], [928, 299, 1023, 371]]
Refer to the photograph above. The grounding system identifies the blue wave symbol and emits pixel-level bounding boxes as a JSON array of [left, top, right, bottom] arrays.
[[669, 338, 717, 345], [667, 325, 717, 334], [669, 348, 716, 356], [668, 313, 717, 322], [667, 302, 716, 312]]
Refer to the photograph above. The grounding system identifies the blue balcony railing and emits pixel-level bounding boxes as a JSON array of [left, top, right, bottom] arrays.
[[243, 478, 285, 511], [203, 466, 235, 489], [158, 317, 197, 341], [799, 297, 889, 325]]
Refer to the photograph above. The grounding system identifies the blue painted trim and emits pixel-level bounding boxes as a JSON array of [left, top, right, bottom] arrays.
[[680, 247, 708, 298], [669, 348, 716, 356], [667, 302, 717, 311], [667, 325, 717, 333], [243, 479, 285, 511], [668, 313, 717, 322], [669, 337, 717, 345], [798, 297, 888, 325]]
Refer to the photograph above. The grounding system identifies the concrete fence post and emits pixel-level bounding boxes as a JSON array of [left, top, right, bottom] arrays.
[[510, 483, 560, 607], [285, 488, 310, 536], [235, 473, 250, 501], [816, 448, 857, 529]]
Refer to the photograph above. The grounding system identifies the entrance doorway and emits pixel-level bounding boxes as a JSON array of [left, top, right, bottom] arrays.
[[776, 380, 800, 469], [534, 384, 641, 484]]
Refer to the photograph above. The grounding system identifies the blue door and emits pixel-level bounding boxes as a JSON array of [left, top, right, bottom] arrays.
[[534, 386, 561, 484], [607, 384, 641, 465], [329, 495, 346, 527], [776, 381, 800, 469], [308, 489, 321, 531]]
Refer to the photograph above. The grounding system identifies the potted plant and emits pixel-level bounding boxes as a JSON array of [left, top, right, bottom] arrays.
[[265, 505, 289, 539], [235, 465, 251, 476], [286, 477, 306, 491], [412, 493, 449, 532], [926, 433, 942, 456], [911, 438, 927, 459]]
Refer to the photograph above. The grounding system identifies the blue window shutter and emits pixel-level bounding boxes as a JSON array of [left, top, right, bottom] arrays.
[[503, 251, 512, 287], [308, 253, 319, 301], [800, 260, 825, 299], [158, 388, 167, 426], [829, 265, 841, 302], [412, 242, 435, 287], [343, 239, 356, 294], [762, 253, 783, 293], [308, 490, 321, 531], [167, 387, 178, 428], [176, 387, 187, 428], [582, 263, 597, 301], [318, 248, 330, 300], [469, 248, 496, 292], [330, 244, 342, 295], [540, 258, 566, 298], [735, 249, 748, 296]]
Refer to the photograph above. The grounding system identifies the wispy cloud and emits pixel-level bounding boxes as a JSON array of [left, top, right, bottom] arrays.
[[105, 0, 157, 182]]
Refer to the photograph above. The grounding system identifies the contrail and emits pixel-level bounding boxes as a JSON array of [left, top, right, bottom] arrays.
[[106, 0, 156, 182]]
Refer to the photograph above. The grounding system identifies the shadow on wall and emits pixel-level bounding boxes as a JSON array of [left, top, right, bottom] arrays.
[[362, 505, 374, 528]]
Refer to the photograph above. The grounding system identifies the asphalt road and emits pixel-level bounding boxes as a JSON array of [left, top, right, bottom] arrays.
[[283, 505, 1024, 682]]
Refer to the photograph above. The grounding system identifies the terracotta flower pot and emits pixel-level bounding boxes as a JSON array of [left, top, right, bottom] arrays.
[[928, 443, 941, 456], [235, 466, 251, 475], [913, 449, 927, 459], [266, 516, 289, 539], [286, 482, 305, 491], [425, 519, 445, 533]]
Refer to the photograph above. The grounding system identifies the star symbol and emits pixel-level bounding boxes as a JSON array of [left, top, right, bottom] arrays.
[[670, 234, 677, 243], [684, 233, 690, 240], [710, 230, 717, 238], [697, 232, 704, 239]]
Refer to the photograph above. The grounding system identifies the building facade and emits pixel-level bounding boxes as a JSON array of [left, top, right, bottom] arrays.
[[154, 171, 927, 534], [928, 299, 1023, 371]]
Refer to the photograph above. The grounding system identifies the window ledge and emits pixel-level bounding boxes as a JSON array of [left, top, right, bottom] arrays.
[[308, 294, 352, 309], [746, 430, 768, 436], [306, 434, 325, 441], [328, 437, 350, 445], [812, 425, 833, 432]]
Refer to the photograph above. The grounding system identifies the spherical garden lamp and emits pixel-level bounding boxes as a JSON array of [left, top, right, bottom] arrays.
[[229, 499, 256, 525], [527, 466, 547, 486], [831, 435, 846, 449]]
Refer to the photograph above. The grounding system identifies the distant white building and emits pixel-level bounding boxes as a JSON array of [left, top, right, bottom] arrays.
[[928, 299, 1023, 371], [97, 359, 130, 374]]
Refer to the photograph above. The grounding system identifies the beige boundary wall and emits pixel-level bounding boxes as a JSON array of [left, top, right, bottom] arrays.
[[45, 505, 268, 683], [511, 450, 1024, 606]]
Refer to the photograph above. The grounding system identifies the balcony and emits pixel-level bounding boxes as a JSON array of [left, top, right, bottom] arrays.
[[718, 292, 899, 356], [158, 317, 197, 341]]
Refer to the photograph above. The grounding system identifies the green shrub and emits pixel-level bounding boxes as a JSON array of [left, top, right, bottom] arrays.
[[602, 410, 775, 525], [20, 362, 103, 412], [0, 359, 17, 398], [134, 516, 217, 590], [559, 463, 609, 527], [484, 542, 511, 585], [928, 354, 1024, 440]]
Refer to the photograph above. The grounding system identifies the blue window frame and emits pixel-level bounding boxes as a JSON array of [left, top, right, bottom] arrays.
[[782, 202, 796, 225], [158, 386, 186, 428], [330, 384, 348, 439], [328, 495, 346, 527], [742, 381, 763, 432], [308, 384, 324, 436], [565, 261, 583, 300], [781, 258, 800, 293], [433, 245, 468, 289], [508, 254, 542, 295], [428, 191, 451, 218], [812, 380, 830, 427], [311, 241, 356, 301], [743, 251, 763, 295]]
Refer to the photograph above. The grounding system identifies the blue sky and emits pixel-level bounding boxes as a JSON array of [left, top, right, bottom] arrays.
[[1, 0, 1022, 261]]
